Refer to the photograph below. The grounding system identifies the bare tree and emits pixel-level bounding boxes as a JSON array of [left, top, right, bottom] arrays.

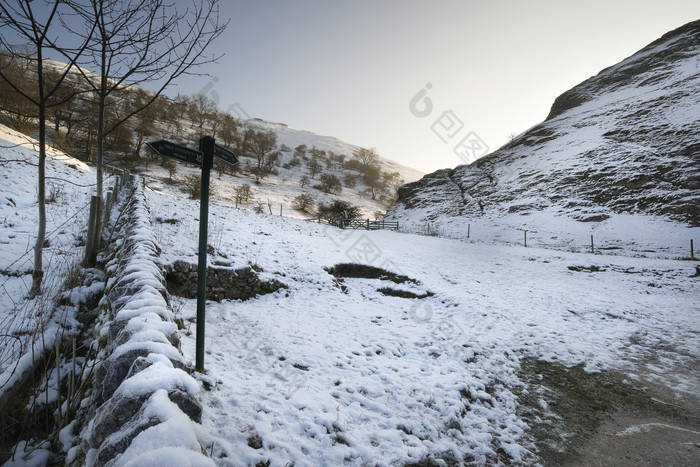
[[67, 0, 227, 257], [218, 113, 239, 147], [242, 128, 279, 182], [352, 146, 379, 167], [189, 93, 217, 132], [0, 51, 35, 133], [0, 1, 95, 295], [132, 90, 166, 158], [315, 173, 342, 195], [306, 158, 322, 179]]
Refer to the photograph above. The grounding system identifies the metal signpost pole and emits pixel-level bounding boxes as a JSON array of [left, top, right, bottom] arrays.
[[196, 136, 215, 372], [146, 137, 237, 373]]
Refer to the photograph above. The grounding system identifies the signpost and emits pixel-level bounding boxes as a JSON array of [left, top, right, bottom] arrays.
[[146, 136, 238, 372], [146, 140, 203, 165], [213, 144, 238, 165]]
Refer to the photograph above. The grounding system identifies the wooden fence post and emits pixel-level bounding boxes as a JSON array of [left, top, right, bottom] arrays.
[[591, 235, 594, 254], [467, 223, 470, 238], [84, 195, 99, 265], [524, 230, 527, 247], [692, 239, 695, 259], [104, 189, 113, 220]]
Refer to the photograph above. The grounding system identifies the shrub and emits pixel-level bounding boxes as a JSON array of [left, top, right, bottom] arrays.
[[253, 202, 265, 214], [317, 200, 361, 220], [292, 193, 315, 213], [235, 184, 253, 204], [183, 174, 201, 199], [314, 173, 342, 194], [182, 173, 214, 199]]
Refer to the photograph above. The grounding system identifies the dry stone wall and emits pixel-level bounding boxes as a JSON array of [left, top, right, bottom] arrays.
[[83, 179, 213, 466], [164, 260, 286, 302]]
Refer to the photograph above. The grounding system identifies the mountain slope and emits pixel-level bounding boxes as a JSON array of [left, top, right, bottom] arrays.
[[387, 20, 700, 252], [145, 117, 424, 221]]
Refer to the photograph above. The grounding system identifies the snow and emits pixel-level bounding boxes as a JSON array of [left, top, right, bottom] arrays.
[[115, 390, 215, 467], [614, 423, 700, 437], [386, 26, 700, 260], [1, 36, 698, 462], [145, 180, 699, 465], [114, 362, 199, 399], [0, 123, 96, 402], [2, 441, 55, 467]]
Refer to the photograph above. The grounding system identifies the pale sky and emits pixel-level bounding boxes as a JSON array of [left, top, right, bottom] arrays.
[[11, 1, 698, 173], [169, 0, 699, 173]]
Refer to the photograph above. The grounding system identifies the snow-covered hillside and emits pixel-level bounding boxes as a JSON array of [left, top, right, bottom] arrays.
[[246, 118, 424, 184], [386, 20, 700, 257], [143, 117, 424, 223]]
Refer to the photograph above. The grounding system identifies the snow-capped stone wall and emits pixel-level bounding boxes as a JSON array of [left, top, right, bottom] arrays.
[[84, 179, 212, 467]]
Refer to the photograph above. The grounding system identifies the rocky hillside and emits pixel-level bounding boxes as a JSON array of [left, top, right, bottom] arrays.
[[387, 20, 700, 236]]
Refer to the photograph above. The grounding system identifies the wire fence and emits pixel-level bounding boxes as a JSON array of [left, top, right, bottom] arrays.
[[398, 220, 698, 261]]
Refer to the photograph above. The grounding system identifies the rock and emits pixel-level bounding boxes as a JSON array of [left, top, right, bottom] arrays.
[[95, 348, 152, 404], [88, 392, 152, 448], [94, 404, 160, 467], [167, 388, 202, 424]]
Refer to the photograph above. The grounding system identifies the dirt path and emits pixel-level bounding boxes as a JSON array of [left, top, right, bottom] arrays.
[[568, 410, 700, 466], [518, 356, 700, 466], [567, 368, 700, 466]]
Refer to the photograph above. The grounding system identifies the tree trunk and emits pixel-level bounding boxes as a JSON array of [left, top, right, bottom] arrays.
[[90, 44, 108, 258], [31, 51, 47, 296]]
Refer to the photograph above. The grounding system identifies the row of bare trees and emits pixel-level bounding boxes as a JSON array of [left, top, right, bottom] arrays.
[[0, 0, 227, 294]]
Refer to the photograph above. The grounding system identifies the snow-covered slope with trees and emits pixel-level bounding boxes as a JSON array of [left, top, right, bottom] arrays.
[[386, 20, 700, 256], [144, 116, 424, 222]]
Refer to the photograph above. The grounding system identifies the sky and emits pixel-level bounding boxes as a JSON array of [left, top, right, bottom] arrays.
[[166, 0, 700, 173], [4, 0, 698, 174]]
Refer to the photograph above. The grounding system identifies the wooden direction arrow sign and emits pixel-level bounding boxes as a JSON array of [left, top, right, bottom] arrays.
[[146, 140, 203, 165], [213, 144, 238, 165]]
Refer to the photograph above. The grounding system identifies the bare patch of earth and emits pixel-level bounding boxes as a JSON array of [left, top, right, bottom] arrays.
[[517, 353, 700, 466]]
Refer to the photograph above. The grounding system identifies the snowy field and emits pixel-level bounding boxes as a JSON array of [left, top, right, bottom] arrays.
[[146, 183, 699, 466], [1, 121, 698, 465]]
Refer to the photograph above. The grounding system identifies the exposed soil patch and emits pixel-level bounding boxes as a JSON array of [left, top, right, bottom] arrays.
[[517, 358, 700, 466], [568, 410, 700, 467], [568, 265, 606, 273], [325, 263, 419, 284], [376, 287, 434, 299]]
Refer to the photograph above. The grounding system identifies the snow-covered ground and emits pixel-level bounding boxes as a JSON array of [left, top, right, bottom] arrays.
[[1, 121, 698, 465], [389, 204, 700, 261], [146, 181, 699, 465]]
